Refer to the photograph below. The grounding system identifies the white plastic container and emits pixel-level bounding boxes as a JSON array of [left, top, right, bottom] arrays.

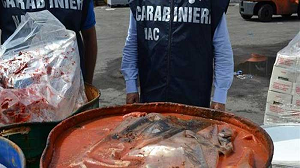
[[262, 125, 300, 167]]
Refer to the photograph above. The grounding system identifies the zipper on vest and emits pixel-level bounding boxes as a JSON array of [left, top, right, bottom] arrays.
[[166, 0, 175, 100]]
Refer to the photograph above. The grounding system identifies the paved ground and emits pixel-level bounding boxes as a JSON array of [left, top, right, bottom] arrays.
[[93, 4, 300, 125]]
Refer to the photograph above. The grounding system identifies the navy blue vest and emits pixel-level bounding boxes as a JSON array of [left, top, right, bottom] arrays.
[[130, 0, 229, 107], [0, 0, 90, 78]]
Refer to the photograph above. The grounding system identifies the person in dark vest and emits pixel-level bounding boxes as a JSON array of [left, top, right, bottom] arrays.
[[0, 0, 97, 84], [121, 0, 234, 111]]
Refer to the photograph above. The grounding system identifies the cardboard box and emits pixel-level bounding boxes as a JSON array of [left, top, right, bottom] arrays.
[[271, 66, 296, 83], [269, 77, 293, 94], [275, 54, 298, 69], [292, 95, 300, 108], [267, 91, 292, 105], [292, 83, 300, 96], [265, 103, 300, 124], [269, 66, 297, 94], [265, 103, 286, 114], [265, 104, 300, 125]]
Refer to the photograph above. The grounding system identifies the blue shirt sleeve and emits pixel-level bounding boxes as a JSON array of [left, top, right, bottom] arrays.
[[212, 13, 234, 104], [82, 0, 96, 30], [121, 11, 139, 93]]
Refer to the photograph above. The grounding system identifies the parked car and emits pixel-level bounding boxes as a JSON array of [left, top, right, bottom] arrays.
[[240, 0, 300, 22]]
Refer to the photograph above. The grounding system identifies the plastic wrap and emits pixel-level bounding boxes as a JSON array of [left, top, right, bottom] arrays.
[[265, 31, 300, 125], [0, 11, 87, 125], [69, 113, 235, 168]]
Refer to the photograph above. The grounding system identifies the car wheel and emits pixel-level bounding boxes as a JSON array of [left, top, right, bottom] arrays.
[[258, 4, 273, 22], [281, 14, 292, 18], [241, 14, 253, 20]]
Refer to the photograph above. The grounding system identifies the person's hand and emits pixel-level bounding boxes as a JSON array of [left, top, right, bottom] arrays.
[[210, 102, 226, 111], [126, 93, 139, 104]]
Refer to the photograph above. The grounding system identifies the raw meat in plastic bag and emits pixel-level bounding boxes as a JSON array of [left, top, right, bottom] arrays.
[[0, 10, 87, 125]]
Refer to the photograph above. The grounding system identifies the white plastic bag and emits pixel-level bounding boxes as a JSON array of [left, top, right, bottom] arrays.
[[0, 163, 6, 168], [265, 31, 300, 125], [0, 10, 87, 125]]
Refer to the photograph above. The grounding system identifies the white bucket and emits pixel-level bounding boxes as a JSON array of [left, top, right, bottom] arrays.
[[262, 125, 300, 167]]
